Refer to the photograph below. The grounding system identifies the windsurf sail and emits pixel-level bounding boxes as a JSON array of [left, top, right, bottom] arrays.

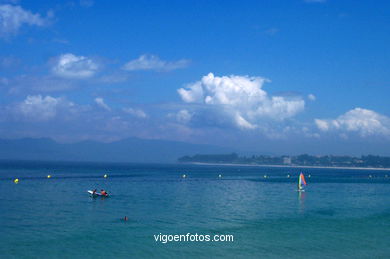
[[298, 173, 307, 190]]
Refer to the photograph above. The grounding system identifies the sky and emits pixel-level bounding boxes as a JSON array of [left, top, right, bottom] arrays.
[[1, 0, 390, 155]]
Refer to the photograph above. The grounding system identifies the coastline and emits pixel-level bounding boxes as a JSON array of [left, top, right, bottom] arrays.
[[187, 162, 390, 171]]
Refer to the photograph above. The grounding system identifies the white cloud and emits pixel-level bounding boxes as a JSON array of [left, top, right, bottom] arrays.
[[178, 82, 204, 103], [315, 108, 390, 137], [175, 109, 192, 124], [0, 4, 50, 38], [314, 119, 329, 131], [94, 97, 111, 111], [122, 54, 189, 72], [123, 107, 147, 118], [52, 53, 98, 79], [234, 113, 256, 129], [177, 73, 305, 130], [308, 94, 316, 101], [15, 95, 73, 121]]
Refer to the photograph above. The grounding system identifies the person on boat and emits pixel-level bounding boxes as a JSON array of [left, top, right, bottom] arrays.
[[92, 189, 97, 195], [100, 189, 108, 196]]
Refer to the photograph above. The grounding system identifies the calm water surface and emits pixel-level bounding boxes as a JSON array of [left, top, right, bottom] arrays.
[[1, 161, 389, 258]]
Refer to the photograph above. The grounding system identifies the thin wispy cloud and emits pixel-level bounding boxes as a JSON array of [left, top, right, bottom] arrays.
[[94, 97, 111, 111], [79, 0, 94, 8], [98, 72, 129, 84], [308, 94, 316, 101], [0, 4, 51, 39], [175, 109, 193, 124], [123, 107, 148, 118], [122, 54, 190, 72], [4, 75, 75, 94]]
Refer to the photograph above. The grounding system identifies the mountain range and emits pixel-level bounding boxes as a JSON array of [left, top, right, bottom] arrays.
[[0, 138, 232, 163]]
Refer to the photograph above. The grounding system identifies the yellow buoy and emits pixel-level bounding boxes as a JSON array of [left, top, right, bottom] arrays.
[[104, 174, 108, 178], [182, 174, 186, 178], [14, 178, 19, 184], [47, 175, 51, 179]]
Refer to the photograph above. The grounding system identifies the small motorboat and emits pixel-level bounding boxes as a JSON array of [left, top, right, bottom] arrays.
[[88, 190, 109, 197]]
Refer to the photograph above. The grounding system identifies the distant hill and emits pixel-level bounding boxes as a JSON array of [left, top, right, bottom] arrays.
[[0, 138, 231, 163]]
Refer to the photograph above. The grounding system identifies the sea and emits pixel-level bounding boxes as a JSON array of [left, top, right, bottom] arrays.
[[1, 160, 389, 259]]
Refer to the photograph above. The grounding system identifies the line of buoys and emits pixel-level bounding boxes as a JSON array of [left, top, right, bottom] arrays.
[[14, 178, 19, 184]]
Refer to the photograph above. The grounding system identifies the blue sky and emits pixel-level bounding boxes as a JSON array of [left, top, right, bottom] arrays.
[[1, 0, 390, 155]]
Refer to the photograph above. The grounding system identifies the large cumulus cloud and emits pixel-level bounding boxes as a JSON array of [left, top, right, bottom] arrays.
[[177, 73, 305, 130]]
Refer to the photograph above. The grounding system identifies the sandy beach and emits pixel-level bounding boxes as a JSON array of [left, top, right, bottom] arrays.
[[188, 162, 390, 171]]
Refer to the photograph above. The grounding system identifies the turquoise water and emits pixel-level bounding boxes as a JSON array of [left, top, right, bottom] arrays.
[[1, 161, 390, 258]]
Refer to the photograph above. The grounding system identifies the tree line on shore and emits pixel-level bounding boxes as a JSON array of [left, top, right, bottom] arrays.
[[178, 153, 390, 168]]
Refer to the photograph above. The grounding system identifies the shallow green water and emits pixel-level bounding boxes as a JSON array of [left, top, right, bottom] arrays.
[[1, 161, 389, 258]]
